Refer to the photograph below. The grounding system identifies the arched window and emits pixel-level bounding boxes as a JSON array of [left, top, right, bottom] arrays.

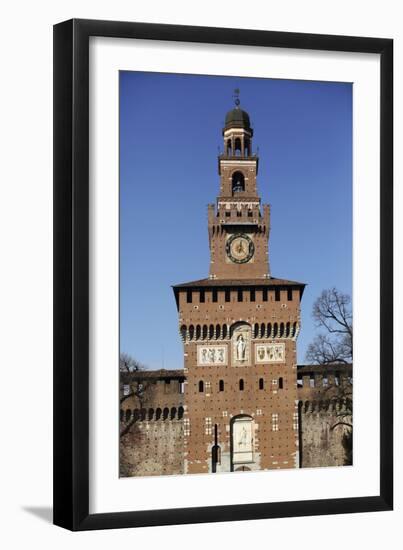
[[254, 323, 259, 338], [178, 406, 184, 420], [279, 377, 284, 389], [198, 380, 204, 393], [219, 380, 224, 392], [140, 408, 147, 421], [261, 322, 266, 338], [125, 409, 131, 422], [163, 407, 169, 420], [273, 322, 278, 338], [234, 137, 242, 155], [133, 409, 140, 422], [232, 171, 245, 194], [148, 408, 154, 421], [279, 322, 285, 337], [259, 378, 264, 390], [170, 407, 177, 420], [196, 324, 201, 340], [239, 379, 244, 391], [209, 324, 214, 339], [180, 324, 187, 340], [202, 325, 208, 340]]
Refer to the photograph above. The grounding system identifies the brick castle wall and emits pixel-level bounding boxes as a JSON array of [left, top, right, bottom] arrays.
[[119, 364, 352, 476]]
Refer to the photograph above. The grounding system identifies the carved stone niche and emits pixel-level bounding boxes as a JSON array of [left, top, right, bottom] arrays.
[[231, 323, 251, 366]]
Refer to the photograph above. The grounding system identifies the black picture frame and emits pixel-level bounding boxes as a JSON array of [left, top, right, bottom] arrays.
[[53, 18, 393, 531]]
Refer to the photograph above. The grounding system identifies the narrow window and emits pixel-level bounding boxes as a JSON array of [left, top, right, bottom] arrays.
[[237, 211, 242, 217], [225, 211, 231, 217], [275, 288, 281, 301], [225, 289, 231, 302], [293, 412, 299, 431], [198, 380, 204, 393], [287, 288, 293, 301], [212, 289, 218, 302], [179, 380, 185, 394], [322, 377, 328, 387], [297, 377, 303, 388], [309, 375, 315, 388], [219, 380, 224, 392], [250, 289, 255, 302], [335, 372, 340, 386], [248, 211, 253, 217], [237, 289, 243, 302], [199, 290, 205, 303], [262, 288, 268, 302], [239, 379, 244, 391], [186, 290, 192, 303], [259, 378, 264, 390], [279, 377, 284, 389]]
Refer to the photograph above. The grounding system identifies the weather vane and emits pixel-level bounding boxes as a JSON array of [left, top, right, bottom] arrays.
[[233, 88, 240, 107]]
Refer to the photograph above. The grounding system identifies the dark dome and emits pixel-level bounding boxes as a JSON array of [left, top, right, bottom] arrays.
[[224, 107, 252, 131]]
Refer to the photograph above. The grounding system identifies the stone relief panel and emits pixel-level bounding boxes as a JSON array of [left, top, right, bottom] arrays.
[[232, 417, 254, 464], [197, 345, 228, 366], [255, 342, 285, 363], [231, 324, 251, 366]]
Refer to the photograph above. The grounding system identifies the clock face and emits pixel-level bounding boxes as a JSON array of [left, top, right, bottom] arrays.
[[226, 234, 254, 264]]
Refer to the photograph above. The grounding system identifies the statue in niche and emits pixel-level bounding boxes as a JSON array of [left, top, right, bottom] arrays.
[[236, 334, 246, 361], [258, 347, 265, 361], [217, 348, 224, 362], [208, 348, 216, 363], [202, 349, 207, 363]]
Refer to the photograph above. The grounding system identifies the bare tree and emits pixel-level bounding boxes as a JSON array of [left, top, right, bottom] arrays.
[[119, 353, 153, 438], [306, 287, 352, 364], [120, 352, 146, 373], [305, 288, 353, 464]]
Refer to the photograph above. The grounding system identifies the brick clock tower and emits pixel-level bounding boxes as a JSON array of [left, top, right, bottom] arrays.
[[173, 93, 305, 474]]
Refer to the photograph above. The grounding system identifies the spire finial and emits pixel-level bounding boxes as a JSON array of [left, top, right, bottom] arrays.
[[233, 88, 240, 107]]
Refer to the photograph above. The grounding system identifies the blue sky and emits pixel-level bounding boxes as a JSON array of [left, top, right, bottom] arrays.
[[120, 72, 352, 370]]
